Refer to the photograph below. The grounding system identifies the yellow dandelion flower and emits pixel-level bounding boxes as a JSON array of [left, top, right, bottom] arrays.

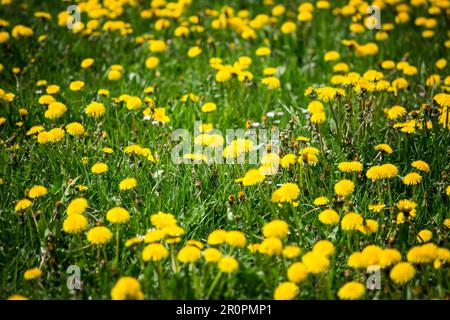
[[111, 277, 144, 300], [240, 169, 265, 186], [125, 237, 143, 248], [91, 162, 108, 174], [261, 76, 280, 89], [313, 196, 329, 206], [216, 255, 239, 273], [46, 84, 60, 94], [15, 199, 32, 212], [201, 102, 217, 113], [390, 262, 415, 284], [444, 218, 450, 229], [24, 268, 42, 280], [337, 282, 365, 300], [63, 214, 88, 234], [142, 243, 168, 262], [69, 80, 84, 91], [396, 199, 417, 213], [28, 185, 47, 199], [162, 225, 184, 238], [144, 229, 165, 243], [407, 243, 438, 264], [348, 252, 364, 269], [324, 51, 340, 62], [262, 220, 289, 239], [152, 107, 170, 123], [302, 251, 330, 274], [119, 177, 137, 191], [207, 229, 227, 245], [7, 295, 28, 300], [374, 144, 393, 154], [87, 226, 112, 245], [81, 58, 94, 69], [379, 249, 402, 268], [76, 184, 89, 192], [108, 69, 122, 81], [203, 248, 222, 263], [318, 209, 340, 225], [225, 231, 247, 248], [312, 240, 335, 257], [150, 212, 176, 229], [44, 102, 67, 119], [43, 128, 65, 143], [256, 47, 271, 56], [102, 147, 113, 154], [417, 229, 432, 243], [360, 245, 382, 266], [334, 179, 355, 197], [280, 153, 297, 169], [338, 161, 363, 173], [106, 207, 130, 224], [368, 203, 386, 213], [98, 89, 109, 96], [366, 163, 398, 180], [281, 21, 296, 34], [145, 56, 159, 69], [26, 125, 45, 136], [178, 246, 201, 263], [274, 282, 299, 300], [271, 183, 300, 204], [67, 197, 88, 215], [341, 212, 363, 231], [287, 262, 308, 283], [126, 96, 142, 110], [283, 245, 302, 259], [357, 219, 379, 235], [259, 237, 283, 256], [66, 122, 85, 136], [403, 172, 422, 185], [187, 46, 202, 58], [85, 101, 106, 117], [387, 105, 407, 119], [411, 160, 430, 173]]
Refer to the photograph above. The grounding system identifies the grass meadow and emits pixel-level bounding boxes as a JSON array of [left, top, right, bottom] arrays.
[[0, 0, 449, 300]]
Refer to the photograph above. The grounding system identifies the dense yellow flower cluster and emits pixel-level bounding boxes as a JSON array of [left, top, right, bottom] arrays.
[[1, 0, 449, 301]]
